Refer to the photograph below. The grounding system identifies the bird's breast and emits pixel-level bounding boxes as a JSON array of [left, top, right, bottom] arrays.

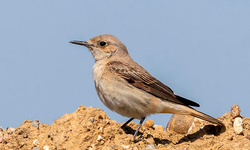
[[92, 60, 106, 84], [92, 61, 164, 118]]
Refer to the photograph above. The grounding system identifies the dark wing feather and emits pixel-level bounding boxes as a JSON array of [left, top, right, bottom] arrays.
[[107, 61, 199, 107]]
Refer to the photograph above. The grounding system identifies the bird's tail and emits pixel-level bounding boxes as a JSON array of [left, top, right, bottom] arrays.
[[188, 108, 225, 127], [161, 101, 225, 127]]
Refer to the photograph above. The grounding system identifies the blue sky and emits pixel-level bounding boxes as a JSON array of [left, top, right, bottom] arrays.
[[1, 1, 250, 129]]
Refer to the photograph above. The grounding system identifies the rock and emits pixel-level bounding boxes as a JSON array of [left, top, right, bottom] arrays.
[[33, 139, 39, 147], [31, 120, 39, 129], [121, 145, 130, 149], [145, 144, 156, 149], [23, 133, 28, 138], [43, 145, 49, 150], [0, 132, 3, 143], [234, 117, 243, 135], [89, 117, 94, 123], [0, 126, 3, 131], [97, 135, 102, 141], [166, 114, 194, 134], [246, 134, 250, 140], [231, 104, 241, 119], [141, 120, 154, 130], [153, 125, 164, 132], [7, 127, 15, 134]]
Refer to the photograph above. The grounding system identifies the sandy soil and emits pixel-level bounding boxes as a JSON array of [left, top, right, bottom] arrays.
[[1, 105, 250, 150]]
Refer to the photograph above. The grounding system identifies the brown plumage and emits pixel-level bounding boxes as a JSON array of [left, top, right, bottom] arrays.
[[107, 61, 199, 107], [70, 34, 225, 142]]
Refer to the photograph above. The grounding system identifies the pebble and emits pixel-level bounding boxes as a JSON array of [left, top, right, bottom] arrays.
[[7, 127, 15, 134], [234, 117, 243, 135], [31, 120, 39, 129], [145, 144, 156, 150], [0, 126, 3, 131], [0, 132, 3, 143], [141, 120, 154, 130], [121, 145, 130, 149], [33, 148, 40, 150], [246, 134, 250, 140], [33, 139, 39, 147], [153, 125, 164, 132], [97, 135, 102, 141], [89, 117, 94, 123], [23, 133, 28, 138], [231, 104, 241, 119], [227, 134, 234, 140], [43, 145, 49, 150]]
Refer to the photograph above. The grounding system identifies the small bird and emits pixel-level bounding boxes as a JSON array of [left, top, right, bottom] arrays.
[[70, 34, 224, 142]]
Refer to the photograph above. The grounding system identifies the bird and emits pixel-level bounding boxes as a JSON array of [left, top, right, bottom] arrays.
[[69, 34, 224, 142]]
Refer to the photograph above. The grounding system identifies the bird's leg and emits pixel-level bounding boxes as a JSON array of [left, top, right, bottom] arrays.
[[121, 118, 134, 129], [133, 117, 146, 143]]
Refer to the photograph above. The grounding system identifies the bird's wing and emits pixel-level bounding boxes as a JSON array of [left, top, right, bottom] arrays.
[[107, 61, 199, 107]]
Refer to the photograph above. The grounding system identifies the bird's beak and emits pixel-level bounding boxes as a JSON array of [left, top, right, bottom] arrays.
[[69, 40, 94, 47]]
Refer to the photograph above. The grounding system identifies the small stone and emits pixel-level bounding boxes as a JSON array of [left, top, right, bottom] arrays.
[[0, 132, 3, 143], [145, 144, 156, 150], [153, 125, 164, 131], [31, 120, 39, 129], [7, 127, 15, 134], [33, 139, 39, 147], [23, 133, 28, 138], [234, 117, 243, 135], [121, 145, 130, 149], [0, 126, 3, 131], [141, 120, 154, 130], [166, 114, 194, 134], [33, 148, 40, 150], [227, 134, 234, 140], [133, 147, 139, 150], [3, 133, 10, 142], [63, 133, 69, 138], [231, 104, 241, 119], [246, 134, 250, 140], [97, 135, 102, 141], [89, 117, 94, 123], [43, 145, 49, 150]]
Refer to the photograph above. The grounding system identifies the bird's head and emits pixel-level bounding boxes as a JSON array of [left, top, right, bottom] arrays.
[[70, 34, 128, 61]]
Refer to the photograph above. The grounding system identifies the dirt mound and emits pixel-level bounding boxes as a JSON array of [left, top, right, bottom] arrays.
[[1, 105, 250, 150]]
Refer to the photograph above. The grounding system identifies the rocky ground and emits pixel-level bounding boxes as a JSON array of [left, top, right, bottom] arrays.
[[0, 104, 250, 150]]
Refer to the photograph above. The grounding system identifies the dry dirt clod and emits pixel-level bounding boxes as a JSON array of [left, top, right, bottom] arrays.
[[1, 105, 250, 149]]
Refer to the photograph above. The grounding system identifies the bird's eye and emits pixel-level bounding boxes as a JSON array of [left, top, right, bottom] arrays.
[[100, 41, 107, 46]]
